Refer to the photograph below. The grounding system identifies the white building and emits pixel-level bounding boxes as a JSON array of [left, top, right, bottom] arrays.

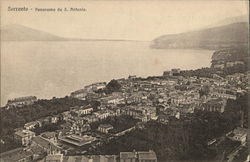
[[79, 106, 94, 115], [14, 129, 35, 146], [98, 124, 113, 134]]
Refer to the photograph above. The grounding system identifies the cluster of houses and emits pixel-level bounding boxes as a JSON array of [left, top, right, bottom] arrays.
[[3, 68, 248, 162], [59, 70, 247, 132], [70, 82, 106, 100], [0, 147, 157, 162], [6, 96, 37, 108], [14, 69, 245, 136]]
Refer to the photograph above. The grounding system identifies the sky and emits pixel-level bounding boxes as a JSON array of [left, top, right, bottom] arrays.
[[1, 0, 248, 41]]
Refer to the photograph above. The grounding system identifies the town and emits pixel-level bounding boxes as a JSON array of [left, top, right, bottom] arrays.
[[0, 48, 249, 162]]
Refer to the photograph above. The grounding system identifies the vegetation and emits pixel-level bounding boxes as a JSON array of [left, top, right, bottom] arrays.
[[105, 79, 122, 94], [232, 146, 249, 162], [89, 94, 248, 161], [95, 79, 122, 94], [212, 47, 248, 63], [33, 120, 65, 135], [180, 67, 215, 78], [199, 85, 210, 97], [89, 120, 216, 161], [180, 63, 247, 78], [90, 115, 139, 133]]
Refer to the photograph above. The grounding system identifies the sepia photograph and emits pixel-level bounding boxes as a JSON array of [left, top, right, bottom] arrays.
[[0, 0, 249, 162]]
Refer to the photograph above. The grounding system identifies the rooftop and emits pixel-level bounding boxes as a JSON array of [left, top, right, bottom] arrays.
[[0, 148, 33, 162], [138, 150, 157, 160], [45, 154, 63, 161], [33, 136, 59, 151], [99, 124, 113, 129], [15, 129, 35, 138], [59, 135, 96, 147], [8, 96, 37, 103], [120, 152, 136, 159]]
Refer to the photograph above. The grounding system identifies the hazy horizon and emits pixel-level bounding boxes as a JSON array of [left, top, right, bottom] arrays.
[[1, 0, 248, 41]]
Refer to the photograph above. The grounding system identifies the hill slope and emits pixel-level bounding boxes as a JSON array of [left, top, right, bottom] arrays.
[[151, 22, 248, 50], [1, 24, 66, 41]]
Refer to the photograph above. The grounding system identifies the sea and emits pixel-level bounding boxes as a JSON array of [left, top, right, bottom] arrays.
[[1, 41, 213, 106]]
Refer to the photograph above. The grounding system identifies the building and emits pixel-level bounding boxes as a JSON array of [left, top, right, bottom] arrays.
[[44, 153, 63, 162], [163, 71, 170, 76], [138, 150, 157, 162], [32, 136, 61, 154], [71, 123, 91, 135], [7, 96, 37, 107], [14, 129, 35, 146], [227, 127, 247, 144], [91, 82, 106, 91], [157, 115, 169, 125], [41, 132, 57, 141], [170, 68, 181, 76], [94, 111, 111, 120], [24, 121, 39, 130], [213, 63, 225, 69], [79, 106, 93, 115], [98, 124, 114, 134], [83, 114, 99, 123], [0, 148, 33, 162], [59, 135, 96, 147], [226, 61, 244, 68], [199, 99, 226, 113], [70, 89, 87, 100], [120, 152, 137, 162], [51, 116, 60, 124], [120, 150, 157, 162], [211, 88, 237, 100], [101, 96, 125, 105], [128, 75, 137, 80], [42, 154, 118, 162]]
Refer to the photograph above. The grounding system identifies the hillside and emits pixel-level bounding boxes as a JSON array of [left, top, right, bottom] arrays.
[[1, 24, 142, 42], [151, 22, 248, 50], [205, 15, 248, 28], [211, 47, 249, 70], [1, 24, 66, 41]]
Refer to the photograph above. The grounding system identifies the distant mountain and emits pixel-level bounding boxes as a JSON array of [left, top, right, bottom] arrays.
[[151, 22, 248, 50], [1, 24, 142, 42], [206, 15, 248, 28], [1, 24, 67, 41]]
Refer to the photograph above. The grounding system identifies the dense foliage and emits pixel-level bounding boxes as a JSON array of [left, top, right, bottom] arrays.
[[90, 115, 139, 133], [105, 79, 122, 94], [33, 121, 65, 135], [180, 64, 248, 78]]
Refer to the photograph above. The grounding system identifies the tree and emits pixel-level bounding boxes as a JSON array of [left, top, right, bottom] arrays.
[[199, 85, 210, 97], [105, 79, 121, 94]]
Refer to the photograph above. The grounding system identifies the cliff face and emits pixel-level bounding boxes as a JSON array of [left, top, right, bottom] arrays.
[[211, 47, 249, 69], [152, 22, 248, 50]]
